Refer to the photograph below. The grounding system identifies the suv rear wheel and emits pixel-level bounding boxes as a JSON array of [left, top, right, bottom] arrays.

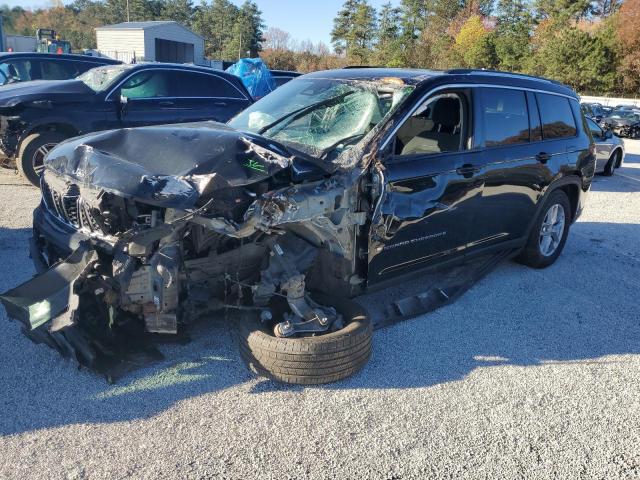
[[236, 294, 372, 385], [517, 190, 571, 269], [17, 131, 67, 186]]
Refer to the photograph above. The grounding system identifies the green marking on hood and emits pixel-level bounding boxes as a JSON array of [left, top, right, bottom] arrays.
[[243, 158, 267, 173]]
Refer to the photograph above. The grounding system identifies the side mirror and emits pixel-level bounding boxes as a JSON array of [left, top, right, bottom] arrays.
[[605, 129, 613, 139]]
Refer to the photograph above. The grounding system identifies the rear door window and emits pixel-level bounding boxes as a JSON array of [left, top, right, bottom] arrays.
[[40, 60, 79, 80], [172, 71, 245, 99], [536, 93, 577, 140], [479, 88, 530, 147], [120, 70, 172, 99]]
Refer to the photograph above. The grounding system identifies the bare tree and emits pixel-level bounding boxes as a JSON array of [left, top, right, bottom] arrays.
[[263, 27, 291, 51]]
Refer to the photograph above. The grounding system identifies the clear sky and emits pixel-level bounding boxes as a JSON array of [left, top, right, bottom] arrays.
[[250, 0, 398, 46], [0, 0, 400, 46]]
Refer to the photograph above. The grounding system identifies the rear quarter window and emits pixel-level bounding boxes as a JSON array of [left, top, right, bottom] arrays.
[[172, 71, 246, 99], [40, 60, 79, 80], [536, 93, 577, 140]]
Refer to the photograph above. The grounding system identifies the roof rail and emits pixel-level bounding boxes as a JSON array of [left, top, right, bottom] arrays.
[[342, 65, 377, 69], [445, 68, 565, 86]]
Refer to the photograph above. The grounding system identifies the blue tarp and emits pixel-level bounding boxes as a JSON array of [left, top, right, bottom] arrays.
[[226, 58, 276, 99]]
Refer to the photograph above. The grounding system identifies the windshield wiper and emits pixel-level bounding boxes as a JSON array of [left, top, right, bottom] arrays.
[[257, 90, 355, 135]]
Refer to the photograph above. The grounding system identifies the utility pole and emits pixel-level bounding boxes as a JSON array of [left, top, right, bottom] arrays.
[[238, 31, 242, 60], [126, 0, 130, 22]]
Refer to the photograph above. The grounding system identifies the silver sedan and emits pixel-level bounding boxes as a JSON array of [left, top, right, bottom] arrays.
[[586, 116, 625, 175]]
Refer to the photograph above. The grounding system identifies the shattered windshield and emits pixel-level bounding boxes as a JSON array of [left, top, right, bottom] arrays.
[[78, 64, 134, 92], [229, 77, 414, 158]]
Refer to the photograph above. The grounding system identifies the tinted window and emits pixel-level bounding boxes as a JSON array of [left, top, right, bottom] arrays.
[[536, 93, 577, 140], [120, 70, 171, 98], [480, 88, 529, 147], [273, 76, 293, 88], [40, 60, 79, 80], [395, 92, 465, 155], [172, 71, 244, 99], [0, 60, 37, 84], [586, 118, 603, 139]]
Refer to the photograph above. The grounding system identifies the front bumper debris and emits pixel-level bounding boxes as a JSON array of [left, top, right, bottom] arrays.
[[0, 242, 97, 330], [0, 238, 181, 381]]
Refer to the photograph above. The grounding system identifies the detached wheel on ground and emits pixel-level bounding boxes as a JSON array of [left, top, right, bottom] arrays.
[[604, 150, 619, 176], [517, 189, 572, 269], [17, 131, 67, 186], [237, 294, 372, 385]]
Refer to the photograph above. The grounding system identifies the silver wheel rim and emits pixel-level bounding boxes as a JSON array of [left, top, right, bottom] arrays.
[[539, 203, 565, 257], [32, 143, 57, 175]]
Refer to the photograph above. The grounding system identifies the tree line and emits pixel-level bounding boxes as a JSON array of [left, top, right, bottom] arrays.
[[0, 0, 265, 60], [326, 0, 639, 96], [1, 0, 638, 96]]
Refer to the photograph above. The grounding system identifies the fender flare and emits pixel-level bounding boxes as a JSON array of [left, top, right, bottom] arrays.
[[524, 175, 583, 238], [16, 118, 81, 156]]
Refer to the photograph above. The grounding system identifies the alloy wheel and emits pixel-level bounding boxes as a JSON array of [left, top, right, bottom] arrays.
[[539, 203, 565, 257], [32, 143, 57, 175]]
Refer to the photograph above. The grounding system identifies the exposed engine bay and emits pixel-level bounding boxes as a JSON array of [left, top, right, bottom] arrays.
[[1, 120, 380, 380]]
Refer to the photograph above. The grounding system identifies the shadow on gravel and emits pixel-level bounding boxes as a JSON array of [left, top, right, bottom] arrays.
[[590, 172, 640, 193], [1, 215, 639, 435], [589, 151, 640, 193]]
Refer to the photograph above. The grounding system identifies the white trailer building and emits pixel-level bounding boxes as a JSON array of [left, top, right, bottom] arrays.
[[95, 21, 205, 65]]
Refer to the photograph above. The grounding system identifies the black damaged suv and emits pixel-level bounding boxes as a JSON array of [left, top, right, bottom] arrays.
[[1, 68, 595, 384]]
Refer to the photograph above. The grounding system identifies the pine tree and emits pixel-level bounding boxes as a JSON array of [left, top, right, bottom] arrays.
[[192, 0, 238, 58], [493, 0, 533, 71], [160, 0, 194, 26], [375, 2, 403, 66], [330, 0, 377, 63], [331, 0, 362, 56]]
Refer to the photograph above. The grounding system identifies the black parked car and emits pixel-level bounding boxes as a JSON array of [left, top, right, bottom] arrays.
[[269, 69, 302, 88], [599, 108, 640, 139], [1, 68, 595, 384], [0, 52, 120, 86], [0, 62, 253, 185]]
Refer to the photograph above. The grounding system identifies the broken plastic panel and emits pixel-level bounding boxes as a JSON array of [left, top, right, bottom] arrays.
[[0, 242, 97, 330]]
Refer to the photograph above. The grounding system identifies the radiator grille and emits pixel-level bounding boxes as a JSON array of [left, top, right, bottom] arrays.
[[41, 179, 106, 235]]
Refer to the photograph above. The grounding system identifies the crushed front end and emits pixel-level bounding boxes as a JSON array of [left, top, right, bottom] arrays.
[[2, 124, 370, 379]]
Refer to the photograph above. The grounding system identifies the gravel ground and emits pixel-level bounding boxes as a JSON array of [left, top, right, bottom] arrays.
[[1, 141, 640, 480]]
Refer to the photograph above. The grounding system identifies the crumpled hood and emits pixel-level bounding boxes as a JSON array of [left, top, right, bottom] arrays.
[[604, 116, 638, 127], [0, 80, 94, 108], [44, 121, 330, 209]]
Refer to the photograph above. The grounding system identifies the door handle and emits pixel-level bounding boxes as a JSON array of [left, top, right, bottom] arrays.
[[214, 101, 228, 107], [159, 100, 175, 106], [456, 164, 480, 178], [536, 152, 552, 163]]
